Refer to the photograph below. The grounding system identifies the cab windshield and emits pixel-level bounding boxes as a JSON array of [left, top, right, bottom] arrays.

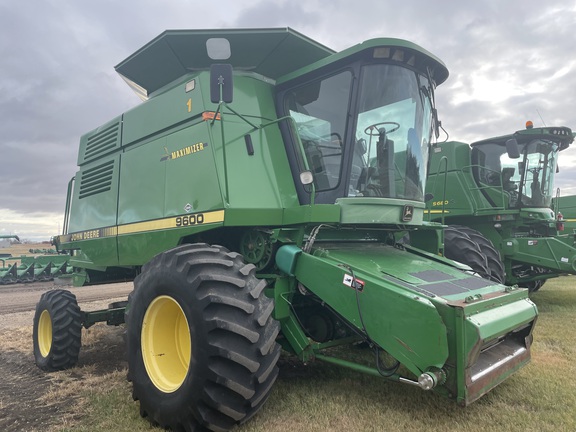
[[473, 139, 560, 208], [351, 64, 433, 200], [285, 63, 435, 203]]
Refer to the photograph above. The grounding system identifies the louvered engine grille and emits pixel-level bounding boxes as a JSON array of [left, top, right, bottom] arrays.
[[84, 123, 120, 160], [79, 160, 115, 199]]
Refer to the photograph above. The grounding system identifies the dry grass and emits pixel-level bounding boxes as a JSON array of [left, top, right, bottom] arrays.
[[1, 326, 33, 352], [2, 242, 53, 256], [32, 277, 576, 432], [1, 241, 55, 268]]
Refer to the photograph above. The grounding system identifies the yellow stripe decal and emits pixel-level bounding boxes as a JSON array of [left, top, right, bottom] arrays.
[[427, 210, 450, 214], [62, 210, 225, 242], [102, 227, 118, 237], [118, 210, 225, 235]]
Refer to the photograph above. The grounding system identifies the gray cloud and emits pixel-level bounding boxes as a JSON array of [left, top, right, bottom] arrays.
[[233, 1, 319, 28]]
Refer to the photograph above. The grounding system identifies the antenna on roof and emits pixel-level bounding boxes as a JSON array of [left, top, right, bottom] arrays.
[[536, 109, 547, 127]]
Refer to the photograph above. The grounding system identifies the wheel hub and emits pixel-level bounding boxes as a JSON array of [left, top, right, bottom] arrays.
[[38, 310, 52, 357], [141, 296, 191, 393]]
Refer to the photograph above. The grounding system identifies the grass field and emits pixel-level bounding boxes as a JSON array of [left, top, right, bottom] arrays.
[[0, 242, 56, 267], [53, 277, 576, 432], [1, 242, 53, 256]]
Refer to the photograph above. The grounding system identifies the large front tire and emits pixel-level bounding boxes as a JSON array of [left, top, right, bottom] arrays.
[[451, 225, 506, 284], [127, 244, 281, 432], [443, 226, 491, 280], [33, 289, 82, 371]]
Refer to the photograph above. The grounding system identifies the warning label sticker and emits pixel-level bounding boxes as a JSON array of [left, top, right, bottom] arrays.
[[343, 274, 365, 291]]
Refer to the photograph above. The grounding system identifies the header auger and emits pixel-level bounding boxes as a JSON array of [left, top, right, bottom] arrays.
[[36, 28, 536, 431]]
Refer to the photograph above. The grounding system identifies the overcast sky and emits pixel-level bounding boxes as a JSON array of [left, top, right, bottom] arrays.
[[1, 0, 576, 241]]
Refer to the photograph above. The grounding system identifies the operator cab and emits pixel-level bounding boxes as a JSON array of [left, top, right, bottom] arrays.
[[276, 41, 448, 205], [471, 123, 573, 209]]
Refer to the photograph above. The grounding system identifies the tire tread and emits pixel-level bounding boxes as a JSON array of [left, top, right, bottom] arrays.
[[128, 243, 280, 431]]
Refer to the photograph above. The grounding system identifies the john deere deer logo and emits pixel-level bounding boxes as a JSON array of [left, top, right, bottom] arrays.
[[402, 205, 414, 222]]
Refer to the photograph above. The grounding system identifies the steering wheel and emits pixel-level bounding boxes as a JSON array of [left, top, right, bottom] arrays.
[[364, 122, 400, 137], [364, 184, 386, 197]]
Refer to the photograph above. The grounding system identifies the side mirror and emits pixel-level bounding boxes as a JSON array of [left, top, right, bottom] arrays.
[[505, 138, 520, 159], [210, 64, 233, 103]]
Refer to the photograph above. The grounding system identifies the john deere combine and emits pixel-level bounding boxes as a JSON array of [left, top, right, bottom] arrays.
[[426, 122, 574, 291], [35, 29, 537, 431]]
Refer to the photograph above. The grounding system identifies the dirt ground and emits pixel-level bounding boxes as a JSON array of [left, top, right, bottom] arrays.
[[0, 279, 133, 431]]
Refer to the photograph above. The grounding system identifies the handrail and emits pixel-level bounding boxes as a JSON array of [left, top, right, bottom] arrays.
[[427, 155, 448, 224], [429, 160, 517, 219], [460, 164, 508, 211], [209, 107, 316, 206], [62, 176, 75, 234], [439, 156, 448, 225], [554, 187, 561, 214]]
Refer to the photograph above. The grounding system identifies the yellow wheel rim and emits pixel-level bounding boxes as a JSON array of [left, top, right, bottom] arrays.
[[141, 295, 191, 393], [38, 310, 53, 357]]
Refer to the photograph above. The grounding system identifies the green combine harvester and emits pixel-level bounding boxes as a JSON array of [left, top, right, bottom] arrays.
[[35, 29, 537, 431], [426, 122, 574, 291]]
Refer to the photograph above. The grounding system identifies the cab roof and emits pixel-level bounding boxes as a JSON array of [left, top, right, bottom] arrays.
[[115, 28, 335, 98], [471, 126, 573, 151]]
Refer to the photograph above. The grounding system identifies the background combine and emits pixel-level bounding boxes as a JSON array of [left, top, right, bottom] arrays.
[[0, 235, 71, 284], [35, 28, 536, 431], [426, 122, 574, 291]]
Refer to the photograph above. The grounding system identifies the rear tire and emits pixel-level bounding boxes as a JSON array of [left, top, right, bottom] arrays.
[[451, 225, 506, 283], [33, 289, 82, 371], [126, 243, 281, 431], [443, 226, 491, 279]]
